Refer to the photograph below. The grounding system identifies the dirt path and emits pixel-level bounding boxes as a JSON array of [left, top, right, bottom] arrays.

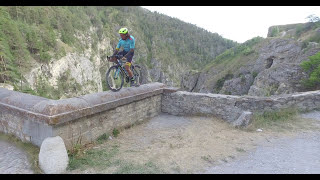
[[202, 111, 320, 174], [203, 131, 320, 174], [67, 111, 320, 174]]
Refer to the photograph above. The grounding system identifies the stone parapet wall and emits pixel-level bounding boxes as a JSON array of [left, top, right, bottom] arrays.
[[2, 81, 320, 148], [0, 83, 165, 148], [54, 94, 161, 149], [162, 90, 320, 126]]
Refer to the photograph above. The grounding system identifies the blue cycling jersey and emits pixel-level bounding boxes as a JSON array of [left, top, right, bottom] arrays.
[[116, 35, 135, 52]]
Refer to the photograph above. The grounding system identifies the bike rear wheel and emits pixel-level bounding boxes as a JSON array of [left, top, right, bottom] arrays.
[[132, 64, 142, 87], [106, 65, 124, 92]]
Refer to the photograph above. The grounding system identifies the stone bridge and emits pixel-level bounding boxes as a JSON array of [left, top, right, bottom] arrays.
[[1, 82, 320, 149]]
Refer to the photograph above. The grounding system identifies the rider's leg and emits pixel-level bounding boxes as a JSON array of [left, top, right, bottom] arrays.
[[125, 52, 134, 79], [125, 62, 133, 78]]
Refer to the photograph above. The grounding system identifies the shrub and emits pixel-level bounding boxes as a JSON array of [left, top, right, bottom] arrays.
[[39, 51, 51, 63], [300, 51, 320, 89], [307, 31, 320, 43], [269, 27, 279, 37]]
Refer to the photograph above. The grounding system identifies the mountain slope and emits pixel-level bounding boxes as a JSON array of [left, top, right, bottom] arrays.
[[0, 6, 237, 99], [181, 22, 320, 96]]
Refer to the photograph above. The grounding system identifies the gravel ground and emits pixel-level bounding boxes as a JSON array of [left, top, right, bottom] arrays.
[[203, 132, 320, 174], [203, 112, 320, 174], [0, 140, 33, 174]]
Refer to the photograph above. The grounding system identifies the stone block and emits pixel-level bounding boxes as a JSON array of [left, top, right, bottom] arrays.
[[39, 136, 69, 174], [232, 111, 253, 128]]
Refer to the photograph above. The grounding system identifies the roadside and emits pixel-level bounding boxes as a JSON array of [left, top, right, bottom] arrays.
[[66, 110, 320, 174], [1, 110, 319, 174], [202, 111, 320, 174]]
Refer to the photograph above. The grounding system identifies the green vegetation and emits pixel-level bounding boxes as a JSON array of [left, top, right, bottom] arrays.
[[96, 133, 110, 144], [269, 26, 279, 37], [248, 108, 299, 131], [300, 51, 320, 90], [68, 144, 119, 171], [68, 143, 163, 173], [204, 36, 263, 71], [269, 15, 320, 43], [306, 31, 320, 43], [0, 6, 238, 98], [112, 128, 120, 137], [67, 131, 164, 173], [202, 36, 263, 91]]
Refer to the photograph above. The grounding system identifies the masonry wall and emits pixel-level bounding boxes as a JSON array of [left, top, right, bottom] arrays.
[[2, 82, 320, 149], [53, 95, 161, 149], [162, 90, 320, 126], [0, 83, 165, 149]]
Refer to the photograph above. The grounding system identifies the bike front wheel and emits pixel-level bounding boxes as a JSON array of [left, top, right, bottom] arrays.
[[106, 65, 124, 92]]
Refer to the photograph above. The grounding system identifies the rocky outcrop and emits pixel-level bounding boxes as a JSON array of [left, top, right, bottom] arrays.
[[220, 74, 254, 95], [180, 70, 201, 92], [248, 38, 320, 96], [181, 37, 320, 96], [24, 28, 114, 99]]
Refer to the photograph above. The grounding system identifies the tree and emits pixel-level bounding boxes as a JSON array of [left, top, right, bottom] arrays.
[[306, 14, 320, 23]]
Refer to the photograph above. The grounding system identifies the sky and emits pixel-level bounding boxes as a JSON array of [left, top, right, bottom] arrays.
[[141, 6, 320, 43]]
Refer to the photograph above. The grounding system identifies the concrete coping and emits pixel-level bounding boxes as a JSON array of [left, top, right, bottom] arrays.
[[0, 82, 166, 125]]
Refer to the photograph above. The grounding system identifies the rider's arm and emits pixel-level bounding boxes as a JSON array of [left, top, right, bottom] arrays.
[[112, 48, 119, 56], [113, 40, 122, 56]]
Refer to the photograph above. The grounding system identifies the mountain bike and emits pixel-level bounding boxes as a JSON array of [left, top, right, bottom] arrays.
[[106, 55, 142, 92]]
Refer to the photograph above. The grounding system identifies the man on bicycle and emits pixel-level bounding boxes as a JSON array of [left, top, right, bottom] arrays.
[[112, 27, 136, 86]]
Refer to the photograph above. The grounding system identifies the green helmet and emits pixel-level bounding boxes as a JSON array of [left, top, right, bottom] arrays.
[[119, 27, 128, 34]]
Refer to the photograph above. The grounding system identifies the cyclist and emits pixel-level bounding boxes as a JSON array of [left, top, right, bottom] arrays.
[[112, 27, 136, 86]]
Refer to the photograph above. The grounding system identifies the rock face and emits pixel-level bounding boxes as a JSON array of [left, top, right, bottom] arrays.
[[181, 37, 320, 96], [220, 74, 254, 95], [180, 71, 201, 92], [39, 136, 69, 174], [247, 38, 320, 96], [24, 29, 114, 99]]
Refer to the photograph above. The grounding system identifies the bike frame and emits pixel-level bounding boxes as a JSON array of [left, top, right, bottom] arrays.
[[113, 59, 133, 81], [106, 55, 141, 91]]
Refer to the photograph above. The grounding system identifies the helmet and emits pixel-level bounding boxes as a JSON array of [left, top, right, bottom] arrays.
[[119, 28, 128, 34]]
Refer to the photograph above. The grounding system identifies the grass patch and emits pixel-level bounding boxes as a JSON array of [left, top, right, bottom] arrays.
[[96, 133, 110, 144], [0, 133, 42, 174], [67, 144, 120, 171], [112, 128, 120, 137], [247, 108, 299, 131], [67, 143, 164, 174]]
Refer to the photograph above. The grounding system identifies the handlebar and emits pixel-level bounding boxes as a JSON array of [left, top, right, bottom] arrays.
[[107, 55, 126, 64]]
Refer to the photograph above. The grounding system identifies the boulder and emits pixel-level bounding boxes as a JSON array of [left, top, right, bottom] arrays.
[[39, 136, 69, 174]]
